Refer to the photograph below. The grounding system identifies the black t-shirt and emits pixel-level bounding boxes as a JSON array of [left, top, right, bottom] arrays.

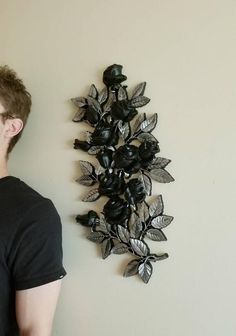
[[0, 176, 67, 336]]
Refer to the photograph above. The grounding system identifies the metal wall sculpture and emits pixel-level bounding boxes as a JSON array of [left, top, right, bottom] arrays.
[[72, 64, 174, 283]]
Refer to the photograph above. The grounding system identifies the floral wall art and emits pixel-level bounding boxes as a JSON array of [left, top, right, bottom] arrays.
[[72, 64, 174, 283]]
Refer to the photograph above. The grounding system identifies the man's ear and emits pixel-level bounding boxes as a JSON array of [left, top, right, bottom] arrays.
[[4, 118, 24, 139]]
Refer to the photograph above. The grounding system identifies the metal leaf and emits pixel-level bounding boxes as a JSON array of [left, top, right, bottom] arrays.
[[88, 84, 98, 99], [98, 87, 108, 104], [146, 229, 167, 241], [82, 188, 100, 202], [138, 261, 153, 284], [88, 146, 101, 155], [117, 225, 130, 243], [150, 168, 174, 183], [71, 96, 87, 107], [76, 175, 95, 186], [129, 213, 143, 239], [150, 157, 171, 169], [132, 113, 146, 134], [87, 96, 101, 114], [140, 113, 158, 133], [137, 132, 158, 143], [137, 202, 149, 222], [118, 86, 127, 101], [112, 243, 129, 255], [130, 96, 150, 108], [101, 238, 112, 259], [98, 214, 111, 233], [139, 171, 152, 196], [95, 164, 106, 176], [149, 195, 163, 217], [103, 92, 114, 112], [79, 160, 95, 175], [84, 131, 92, 143], [87, 231, 105, 243], [151, 215, 173, 229], [73, 109, 85, 122], [130, 238, 149, 257], [118, 121, 131, 141], [123, 259, 140, 277], [132, 82, 146, 98]]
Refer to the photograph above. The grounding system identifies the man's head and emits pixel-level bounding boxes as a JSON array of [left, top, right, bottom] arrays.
[[0, 65, 31, 156]]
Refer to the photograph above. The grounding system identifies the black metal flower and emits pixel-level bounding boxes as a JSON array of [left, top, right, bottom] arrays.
[[110, 100, 138, 122], [98, 172, 125, 197], [76, 210, 98, 227], [103, 196, 131, 226], [91, 120, 118, 146], [139, 140, 160, 168], [124, 178, 146, 205], [103, 64, 127, 87], [113, 144, 141, 174], [96, 148, 113, 168]]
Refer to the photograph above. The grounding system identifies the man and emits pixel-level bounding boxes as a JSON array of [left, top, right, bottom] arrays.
[[0, 65, 67, 336]]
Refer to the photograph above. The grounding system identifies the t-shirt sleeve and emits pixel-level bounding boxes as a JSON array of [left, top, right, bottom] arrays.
[[11, 198, 67, 290]]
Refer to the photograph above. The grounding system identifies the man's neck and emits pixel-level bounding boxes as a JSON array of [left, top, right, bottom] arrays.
[[0, 153, 8, 179]]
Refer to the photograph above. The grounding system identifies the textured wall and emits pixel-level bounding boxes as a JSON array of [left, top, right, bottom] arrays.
[[1, 0, 236, 335]]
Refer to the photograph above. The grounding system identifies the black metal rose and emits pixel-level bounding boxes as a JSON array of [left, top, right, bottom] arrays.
[[98, 172, 125, 197], [139, 140, 160, 167], [113, 144, 141, 174], [91, 120, 118, 146], [103, 196, 131, 226], [74, 139, 91, 151], [76, 210, 98, 227], [110, 100, 138, 122], [96, 148, 113, 168], [124, 178, 146, 205], [83, 105, 100, 125], [103, 64, 127, 87]]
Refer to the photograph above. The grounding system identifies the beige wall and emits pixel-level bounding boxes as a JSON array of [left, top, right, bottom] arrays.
[[1, 0, 236, 335]]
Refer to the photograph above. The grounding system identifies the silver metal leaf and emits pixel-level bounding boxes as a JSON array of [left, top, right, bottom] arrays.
[[71, 96, 87, 107], [130, 238, 149, 256], [98, 87, 108, 104], [139, 171, 152, 196], [130, 96, 150, 108], [149, 195, 163, 217], [132, 113, 146, 134], [73, 109, 85, 122], [79, 160, 95, 175], [88, 146, 101, 155], [138, 261, 152, 284], [123, 259, 140, 277], [117, 225, 130, 243], [131, 82, 146, 98], [82, 188, 100, 202], [151, 215, 173, 229], [118, 86, 127, 101], [84, 131, 92, 143], [129, 213, 143, 239], [103, 92, 114, 112], [98, 214, 111, 233], [88, 84, 98, 99], [137, 132, 158, 143], [101, 238, 112, 259], [76, 175, 95, 186], [87, 96, 101, 114], [150, 168, 174, 183], [140, 113, 158, 133], [118, 121, 131, 141], [87, 231, 105, 243], [137, 202, 149, 222], [150, 157, 171, 169], [112, 243, 129, 255], [146, 229, 167, 241]]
